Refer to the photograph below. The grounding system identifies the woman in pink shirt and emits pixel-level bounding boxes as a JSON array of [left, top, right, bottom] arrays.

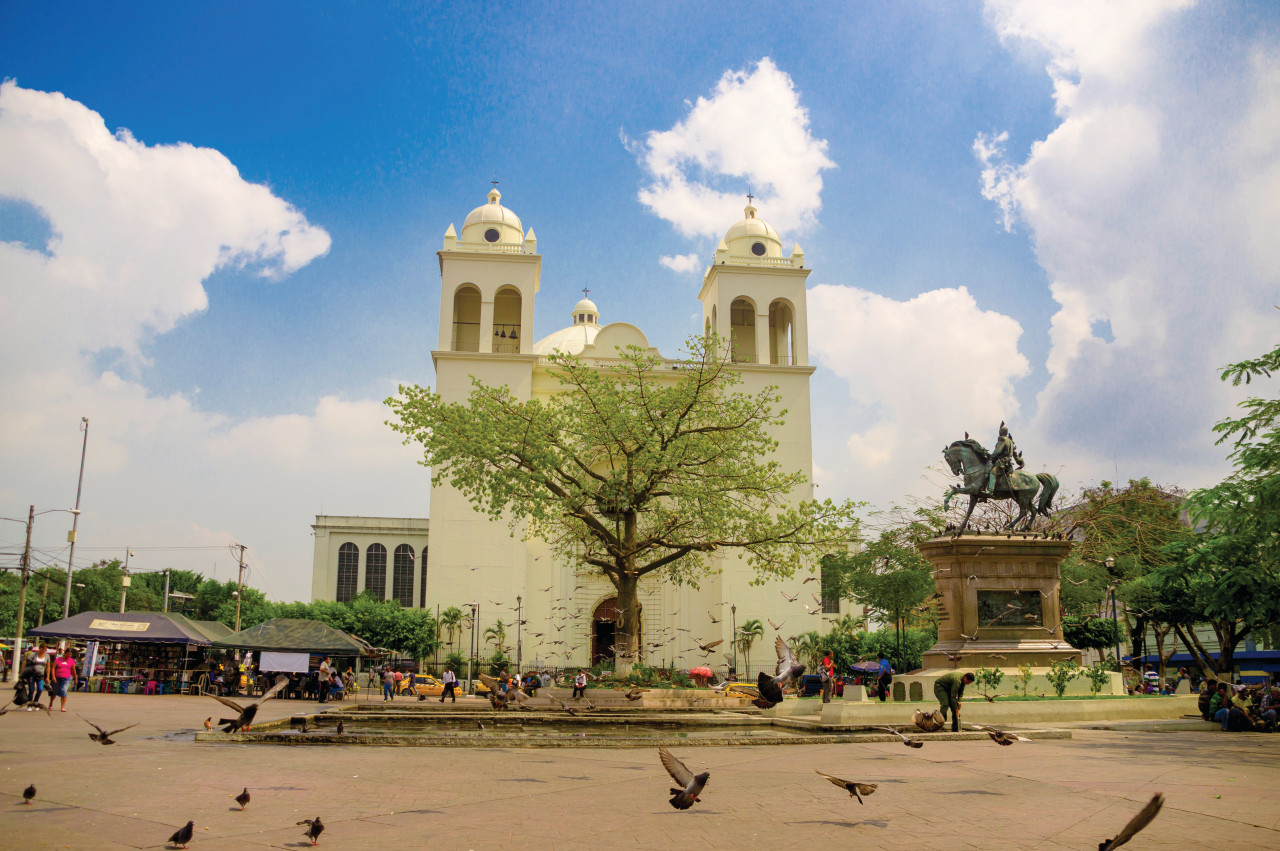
[[51, 647, 78, 712]]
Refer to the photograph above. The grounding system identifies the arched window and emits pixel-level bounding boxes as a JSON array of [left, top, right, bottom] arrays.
[[336, 542, 358, 603], [493, 287, 522, 353], [393, 544, 415, 607], [365, 543, 387, 600], [730, 297, 756, 363], [768, 299, 795, 365], [419, 546, 429, 608], [452, 285, 481, 352]]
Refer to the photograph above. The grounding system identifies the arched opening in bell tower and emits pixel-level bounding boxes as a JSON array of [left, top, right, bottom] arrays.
[[730, 297, 756, 363], [493, 287, 522, 354], [769, 299, 795, 365], [452, 285, 481, 352]]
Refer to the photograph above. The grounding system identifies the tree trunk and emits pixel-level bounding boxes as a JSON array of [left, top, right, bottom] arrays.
[[614, 572, 641, 674], [1152, 623, 1174, 685], [1173, 624, 1216, 679]]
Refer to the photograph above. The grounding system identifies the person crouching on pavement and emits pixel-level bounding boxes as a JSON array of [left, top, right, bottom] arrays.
[[933, 671, 975, 733]]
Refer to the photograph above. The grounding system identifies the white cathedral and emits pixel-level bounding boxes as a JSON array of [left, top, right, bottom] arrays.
[[309, 187, 852, 673]]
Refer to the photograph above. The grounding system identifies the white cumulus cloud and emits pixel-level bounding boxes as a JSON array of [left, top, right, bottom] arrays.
[[809, 284, 1028, 485], [977, 0, 1280, 485], [630, 57, 835, 240], [0, 83, 423, 597], [659, 253, 702, 274]]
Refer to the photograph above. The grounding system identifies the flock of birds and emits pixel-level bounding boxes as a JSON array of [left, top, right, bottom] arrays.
[[13, 660, 1167, 850]]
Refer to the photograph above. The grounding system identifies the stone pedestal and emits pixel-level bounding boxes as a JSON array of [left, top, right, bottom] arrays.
[[921, 533, 1081, 670]]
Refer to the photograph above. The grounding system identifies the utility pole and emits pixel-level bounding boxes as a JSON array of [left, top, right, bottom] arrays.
[[234, 544, 247, 632], [162, 569, 171, 613], [119, 548, 134, 614], [62, 417, 89, 620], [9, 505, 34, 683]]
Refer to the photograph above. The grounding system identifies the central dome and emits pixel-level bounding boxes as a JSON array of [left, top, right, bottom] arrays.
[[534, 296, 602, 356], [460, 187, 524, 245]]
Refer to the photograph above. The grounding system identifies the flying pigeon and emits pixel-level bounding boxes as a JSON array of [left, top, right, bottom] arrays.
[[477, 674, 510, 710], [780, 591, 798, 602], [802, 576, 818, 584], [620, 687, 648, 701], [1099, 793, 1164, 850], [167, 820, 195, 849], [756, 635, 806, 707], [968, 723, 1033, 746], [234, 788, 250, 810], [658, 747, 709, 810], [81, 717, 138, 746], [697, 639, 723, 654], [874, 726, 924, 748], [208, 675, 289, 732], [768, 619, 784, 630], [815, 771, 877, 804], [22, 783, 35, 804], [707, 611, 720, 623], [298, 816, 325, 846]]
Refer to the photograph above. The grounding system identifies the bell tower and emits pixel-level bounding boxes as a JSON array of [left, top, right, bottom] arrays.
[[698, 200, 809, 366], [437, 186, 540, 355]]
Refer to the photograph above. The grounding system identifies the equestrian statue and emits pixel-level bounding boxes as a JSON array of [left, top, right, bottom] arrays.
[[942, 422, 1058, 534]]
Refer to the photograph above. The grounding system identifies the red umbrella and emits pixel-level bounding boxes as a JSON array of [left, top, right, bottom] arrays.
[[689, 666, 713, 677]]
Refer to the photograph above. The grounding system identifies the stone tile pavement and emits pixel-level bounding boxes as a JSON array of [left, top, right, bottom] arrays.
[[2, 693, 1278, 849]]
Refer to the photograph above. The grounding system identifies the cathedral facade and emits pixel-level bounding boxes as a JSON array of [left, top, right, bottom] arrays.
[[310, 188, 849, 675]]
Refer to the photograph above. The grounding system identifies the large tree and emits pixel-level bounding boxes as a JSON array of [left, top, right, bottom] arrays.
[[386, 335, 860, 665]]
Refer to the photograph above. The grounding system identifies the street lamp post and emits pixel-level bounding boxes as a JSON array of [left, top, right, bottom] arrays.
[[1105, 555, 1120, 669], [516, 595, 523, 676], [62, 417, 90, 620], [730, 604, 738, 675], [466, 603, 479, 689]]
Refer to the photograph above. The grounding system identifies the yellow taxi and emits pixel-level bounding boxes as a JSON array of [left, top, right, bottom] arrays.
[[395, 674, 448, 697], [722, 681, 759, 700]]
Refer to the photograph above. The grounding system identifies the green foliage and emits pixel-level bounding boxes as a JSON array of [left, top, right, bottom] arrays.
[[487, 649, 510, 676], [854, 626, 937, 674], [973, 666, 1004, 699], [1061, 616, 1122, 652], [1046, 660, 1081, 697], [1014, 664, 1035, 697], [385, 333, 862, 660], [444, 651, 466, 672], [1082, 663, 1111, 695], [440, 607, 465, 653], [670, 669, 693, 688]]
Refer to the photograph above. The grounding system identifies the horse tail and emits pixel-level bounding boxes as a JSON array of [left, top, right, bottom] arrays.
[[1035, 473, 1059, 517]]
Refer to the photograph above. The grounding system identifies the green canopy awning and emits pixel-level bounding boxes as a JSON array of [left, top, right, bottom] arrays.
[[212, 618, 375, 656]]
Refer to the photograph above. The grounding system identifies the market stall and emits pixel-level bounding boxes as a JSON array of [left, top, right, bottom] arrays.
[[213, 618, 376, 699], [27, 611, 231, 695]]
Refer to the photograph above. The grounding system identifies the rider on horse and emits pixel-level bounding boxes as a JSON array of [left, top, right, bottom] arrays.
[[986, 422, 1023, 495]]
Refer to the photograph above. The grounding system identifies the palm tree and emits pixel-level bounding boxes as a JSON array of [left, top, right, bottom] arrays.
[[795, 631, 824, 668], [736, 619, 764, 675], [483, 618, 508, 654], [441, 606, 464, 654]]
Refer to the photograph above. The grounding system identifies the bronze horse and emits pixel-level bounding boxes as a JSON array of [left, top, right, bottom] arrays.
[[942, 438, 1058, 534]]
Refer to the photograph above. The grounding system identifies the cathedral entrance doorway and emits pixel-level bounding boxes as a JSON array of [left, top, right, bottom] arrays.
[[591, 597, 632, 665]]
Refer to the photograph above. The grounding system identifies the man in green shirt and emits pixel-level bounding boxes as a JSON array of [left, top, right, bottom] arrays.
[[933, 671, 975, 732]]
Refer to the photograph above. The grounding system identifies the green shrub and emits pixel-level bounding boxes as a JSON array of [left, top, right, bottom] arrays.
[[973, 666, 1004, 699], [1046, 659, 1081, 697], [1015, 664, 1035, 697], [1083, 663, 1111, 695], [670, 670, 693, 688]]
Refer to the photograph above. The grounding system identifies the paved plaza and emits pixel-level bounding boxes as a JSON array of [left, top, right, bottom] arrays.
[[3, 692, 1279, 850]]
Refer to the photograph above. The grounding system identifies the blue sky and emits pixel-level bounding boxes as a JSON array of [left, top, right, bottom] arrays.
[[2, 2, 1277, 599]]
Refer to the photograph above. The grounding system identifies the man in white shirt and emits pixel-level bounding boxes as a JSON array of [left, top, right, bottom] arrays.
[[440, 666, 457, 703], [573, 670, 588, 699], [317, 657, 331, 704]]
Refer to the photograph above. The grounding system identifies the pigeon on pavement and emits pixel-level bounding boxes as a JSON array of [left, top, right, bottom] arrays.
[[234, 788, 250, 810], [1099, 793, 1164, 850], [298, 816, 325, 845], [756, 635, 806, 707], [81, 717, 138, 746], [658, 748, 709, 810], [22, 784, 35, 804], [208, 676, 289, 732], [815, 771, 877, 804], [336, 720, 344, 734], [167, 820, 194, 849]]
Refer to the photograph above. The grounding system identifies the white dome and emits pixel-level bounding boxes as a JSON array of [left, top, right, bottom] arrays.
[[723, 203, 783, 258], [533, 323, 599, 356], [571, 297, 598, 319], [460, 187, 524, 245]]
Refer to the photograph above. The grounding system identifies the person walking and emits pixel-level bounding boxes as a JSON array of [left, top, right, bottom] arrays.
[[820, 650, 835, 704], [25, 642, 53, 711], [572, 670, 588, 699], [440, 666, 457, 703], [876, 653, 893, 702], [933, 671, 975, 732], [382, 667, 396, 702], [317, 657, 332, 704], [51, 646, 77, 713]]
